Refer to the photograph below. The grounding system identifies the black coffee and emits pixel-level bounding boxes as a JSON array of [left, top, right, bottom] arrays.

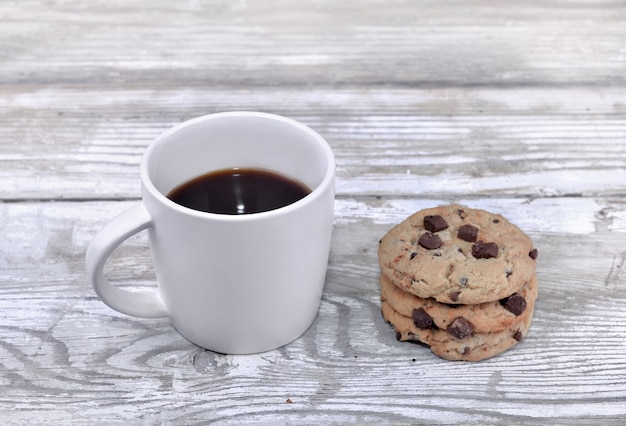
[[167, 168, 311, 214]]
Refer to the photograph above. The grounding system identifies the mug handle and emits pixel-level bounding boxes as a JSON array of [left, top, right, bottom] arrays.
[[86, 204, 168, 318]]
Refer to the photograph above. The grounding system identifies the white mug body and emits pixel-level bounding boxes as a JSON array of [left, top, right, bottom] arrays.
[[87, 112, 335, 354]]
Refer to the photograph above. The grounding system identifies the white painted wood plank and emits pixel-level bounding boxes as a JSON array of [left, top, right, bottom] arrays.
[[1, 0, 625, 87], [1, 86, 625, 200], [0, 198, 625, 423]]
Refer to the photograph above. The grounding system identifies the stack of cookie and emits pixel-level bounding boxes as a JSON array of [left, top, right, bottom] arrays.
[[377, 205, 538, 361]]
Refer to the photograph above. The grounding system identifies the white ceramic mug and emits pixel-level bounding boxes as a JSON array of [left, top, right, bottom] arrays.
[[86, 112, 335, 354]]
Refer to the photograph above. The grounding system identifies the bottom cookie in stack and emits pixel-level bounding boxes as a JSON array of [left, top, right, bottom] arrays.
[[380, 273, 538, 361]]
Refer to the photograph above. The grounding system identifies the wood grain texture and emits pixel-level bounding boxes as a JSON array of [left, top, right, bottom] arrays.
[[1, 0, 626, 424], [2, 86, 626, 200], [1, 0, 625, 87], [1, 198, 625, 423]]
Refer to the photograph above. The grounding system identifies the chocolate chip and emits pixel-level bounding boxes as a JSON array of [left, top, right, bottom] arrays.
[[418, 232, 443, 250], [447, 317, 474, 339], [412, 308, 433, 329], [501, 293, 527, 316], [529, 248, 538, 260], [456, 209, 467, 219], [513, 330, 523, 341], [449, 291, 460, 302], [457, 224, 478, 242], [505, 269, 513, 278], [410, 252, 417, 260], [462, 346, 471, 355], [395, 331, 402, 341], [472, 240, 498, 259], [424, 215, 448, 233], [493, 219, 500, 223]]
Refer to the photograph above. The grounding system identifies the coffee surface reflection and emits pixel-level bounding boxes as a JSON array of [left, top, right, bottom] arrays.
[[167, 168, 311, 214]]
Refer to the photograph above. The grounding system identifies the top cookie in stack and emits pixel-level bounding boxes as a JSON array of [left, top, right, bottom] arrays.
[[378, 205, 539, 361]]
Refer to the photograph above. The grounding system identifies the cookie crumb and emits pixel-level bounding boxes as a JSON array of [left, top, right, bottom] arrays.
[[286, 398, 293, 404], [529, 248, 538, 260]]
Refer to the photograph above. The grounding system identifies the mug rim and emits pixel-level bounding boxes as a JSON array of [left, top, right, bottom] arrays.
[[140, 111, 336, 221]]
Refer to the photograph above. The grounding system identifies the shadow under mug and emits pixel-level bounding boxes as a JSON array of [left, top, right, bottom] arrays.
[[86, 112, 335, 354]]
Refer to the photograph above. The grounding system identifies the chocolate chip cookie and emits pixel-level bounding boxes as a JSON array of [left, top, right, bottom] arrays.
[[381, 299, 534, 361], [380, 273, 538, 333], [378, 205, 538, 305]]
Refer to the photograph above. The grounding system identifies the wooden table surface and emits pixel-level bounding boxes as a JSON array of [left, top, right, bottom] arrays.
[[1, 0, 625, 424]]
